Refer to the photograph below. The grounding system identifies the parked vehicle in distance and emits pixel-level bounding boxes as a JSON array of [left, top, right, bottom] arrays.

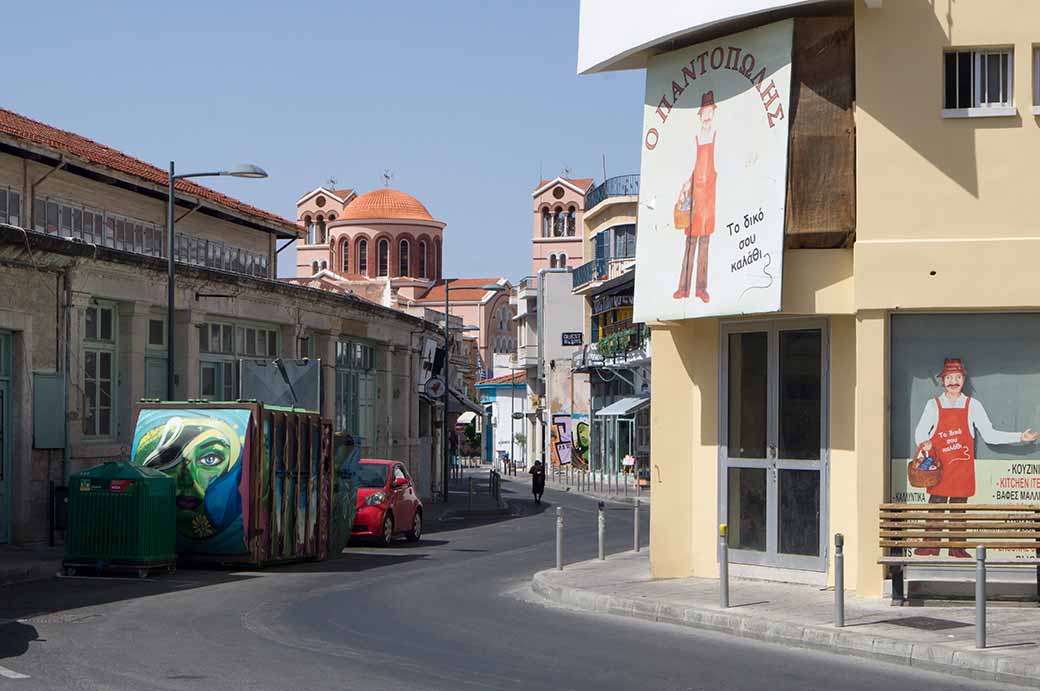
[[352, 459, 423, 546]]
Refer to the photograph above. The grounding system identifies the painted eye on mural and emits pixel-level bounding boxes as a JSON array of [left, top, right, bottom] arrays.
[[197, 452, 224, 468]]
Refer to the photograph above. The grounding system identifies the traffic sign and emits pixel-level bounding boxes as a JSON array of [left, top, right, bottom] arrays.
[[424, 376, 446, 399]]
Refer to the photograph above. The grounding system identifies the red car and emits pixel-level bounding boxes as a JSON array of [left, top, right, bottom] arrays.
[[352, 459, 423, 546]]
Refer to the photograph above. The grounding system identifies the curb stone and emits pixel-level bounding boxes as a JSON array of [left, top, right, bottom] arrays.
[[531, 569, 1040, 689]]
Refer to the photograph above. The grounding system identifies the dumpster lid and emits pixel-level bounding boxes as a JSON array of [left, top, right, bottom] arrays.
[[73, 461, 170, 480]]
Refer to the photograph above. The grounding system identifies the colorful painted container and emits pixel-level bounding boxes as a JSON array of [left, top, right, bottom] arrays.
[[130, 402, 356, 566]]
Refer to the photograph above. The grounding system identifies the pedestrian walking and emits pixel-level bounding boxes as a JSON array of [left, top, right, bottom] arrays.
[[530, 460, 546, 504]]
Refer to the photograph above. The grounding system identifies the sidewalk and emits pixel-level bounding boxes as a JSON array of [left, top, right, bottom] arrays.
[[542, 470, 651, 505], [533, 550, 1040, 688], [434, 469, 512, 520], [0, 544, 63, 587]]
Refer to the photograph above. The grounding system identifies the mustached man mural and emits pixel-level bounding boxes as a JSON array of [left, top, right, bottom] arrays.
[[911, 358, 1038, 557], [673, 90, 718, 302]]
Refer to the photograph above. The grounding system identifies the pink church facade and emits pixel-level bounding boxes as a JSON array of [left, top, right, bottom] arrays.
[[288, 185, 513, 376], [531, 177, 593, 275]]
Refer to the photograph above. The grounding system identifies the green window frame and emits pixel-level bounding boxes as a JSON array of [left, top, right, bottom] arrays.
[[82, 301, 117, 438], [334, 340, 376, 441], [197, 319, 279, 401]]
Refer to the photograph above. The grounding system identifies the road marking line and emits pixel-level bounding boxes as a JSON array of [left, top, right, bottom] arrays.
[[0, 664, 29, 679]]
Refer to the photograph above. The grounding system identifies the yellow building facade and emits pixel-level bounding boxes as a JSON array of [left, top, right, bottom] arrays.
[[580, 0, 1040, 596]]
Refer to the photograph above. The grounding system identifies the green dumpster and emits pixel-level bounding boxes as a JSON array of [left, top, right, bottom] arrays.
[[64, 462, 176, 577]]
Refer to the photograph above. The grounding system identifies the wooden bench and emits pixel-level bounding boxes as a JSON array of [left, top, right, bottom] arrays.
[[879, 503, 1040, 604]]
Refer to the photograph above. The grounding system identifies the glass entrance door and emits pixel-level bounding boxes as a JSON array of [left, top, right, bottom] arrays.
[[721, 321, 828, 571]]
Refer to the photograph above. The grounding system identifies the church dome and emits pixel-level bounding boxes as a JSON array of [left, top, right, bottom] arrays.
[[339, 188, 435, 222]]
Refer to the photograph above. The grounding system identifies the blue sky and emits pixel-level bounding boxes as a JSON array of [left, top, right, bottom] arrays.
[[3, 0, 645, 282]]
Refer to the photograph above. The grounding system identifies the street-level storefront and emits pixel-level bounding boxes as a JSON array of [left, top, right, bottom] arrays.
[[584, 8, 858, 589], [593, 396, 649, 482], [581, 0, 1040, 598]]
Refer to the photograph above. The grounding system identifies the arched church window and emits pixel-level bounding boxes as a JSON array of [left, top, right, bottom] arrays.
[[377, 238, 390, 277]]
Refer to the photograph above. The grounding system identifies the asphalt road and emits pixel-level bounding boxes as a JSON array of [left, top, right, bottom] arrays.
[[0, 472, 1027, 690]]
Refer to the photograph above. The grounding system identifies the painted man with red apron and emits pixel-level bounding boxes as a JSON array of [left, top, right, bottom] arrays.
[[673, 90, 718, 303], [913, 358, 1038, 557]]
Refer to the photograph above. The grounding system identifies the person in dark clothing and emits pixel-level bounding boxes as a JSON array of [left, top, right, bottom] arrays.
[[530, 460, 546, 504]]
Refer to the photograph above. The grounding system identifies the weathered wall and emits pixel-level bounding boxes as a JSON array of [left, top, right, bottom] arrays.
[[0, 233, 436, 544]]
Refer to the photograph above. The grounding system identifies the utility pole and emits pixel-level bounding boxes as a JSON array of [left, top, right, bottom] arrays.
[[442, 280, 451, 502]]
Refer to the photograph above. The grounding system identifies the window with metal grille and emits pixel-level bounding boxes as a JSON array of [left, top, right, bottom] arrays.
[[943, 48, 1013, 111]]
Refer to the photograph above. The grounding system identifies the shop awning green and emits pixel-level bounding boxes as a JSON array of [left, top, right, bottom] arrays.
[[594, 396, 650, 417]]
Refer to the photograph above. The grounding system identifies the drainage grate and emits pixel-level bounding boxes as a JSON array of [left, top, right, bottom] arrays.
[[879, 616, 971, 631]]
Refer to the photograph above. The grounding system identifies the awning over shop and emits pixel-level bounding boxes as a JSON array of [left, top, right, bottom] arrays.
[[448, 388, 485, 415], [456, 411, 479, 426], [594, 396, 650, 417]]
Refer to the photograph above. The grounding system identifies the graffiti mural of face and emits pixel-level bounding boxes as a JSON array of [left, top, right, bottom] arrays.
[[136, 416, 242, 539], [175, 428, 235, 534]]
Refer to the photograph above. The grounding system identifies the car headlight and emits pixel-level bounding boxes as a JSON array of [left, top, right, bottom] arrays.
[[365, 491, 387, 506]]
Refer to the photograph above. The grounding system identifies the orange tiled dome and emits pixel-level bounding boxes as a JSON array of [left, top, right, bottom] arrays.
[[339, 188, 435, 222]]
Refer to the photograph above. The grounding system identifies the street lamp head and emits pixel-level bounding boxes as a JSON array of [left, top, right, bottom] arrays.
[[223, 164, 268, 179]]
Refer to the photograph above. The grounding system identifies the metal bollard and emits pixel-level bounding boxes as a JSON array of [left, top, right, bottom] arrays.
[[633, 499, 641, 552], [719, 523, 729, 608], [834, 533, 845, 628], [976, 545, 987, 649], [556, 507, 564, 570], [598, 501, 606, 560], [489, 469, 494, 496], [468, 477, 473, 511]]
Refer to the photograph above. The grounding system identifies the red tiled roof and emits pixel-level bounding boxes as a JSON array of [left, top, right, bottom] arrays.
[[340, 188, 436, 222], [0, 107, 300, 236], [535, 177, 594, 191], [414, 278, 504, 303], [478, 372, 524, 386], [332, 189, 355, 200]]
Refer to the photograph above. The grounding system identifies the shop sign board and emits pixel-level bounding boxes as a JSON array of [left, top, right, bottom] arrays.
[[633, 19, 793, 323], [561, 332, 584, 346], [417, 338, 439, 389]]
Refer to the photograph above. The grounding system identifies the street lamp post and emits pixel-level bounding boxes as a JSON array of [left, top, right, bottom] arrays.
[[442, 280, 451, 502], [166, 162, 267, 400]]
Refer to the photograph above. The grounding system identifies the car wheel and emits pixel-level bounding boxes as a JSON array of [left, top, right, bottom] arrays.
[[379, 513, 394, 547], [405, 511, 422, 542]]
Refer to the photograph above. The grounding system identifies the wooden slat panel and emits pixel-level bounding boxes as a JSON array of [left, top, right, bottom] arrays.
[[881, 512, 1040, 521], [784, 15, 855, 249], [879, 557, 1040, 565], [882, 506, 1040, 511], [881, 541, 1040, 549], [881, 530, 1040, 538], [882, 520, 1040, 527]]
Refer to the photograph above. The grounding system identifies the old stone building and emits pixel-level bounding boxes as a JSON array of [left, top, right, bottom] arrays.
[[0, 107, 448, 544]]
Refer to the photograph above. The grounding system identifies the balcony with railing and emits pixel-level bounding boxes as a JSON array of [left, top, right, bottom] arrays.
[[572, 257, 608, 290], [584, 174, 640, 212], [574, 323, 650, 370]]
